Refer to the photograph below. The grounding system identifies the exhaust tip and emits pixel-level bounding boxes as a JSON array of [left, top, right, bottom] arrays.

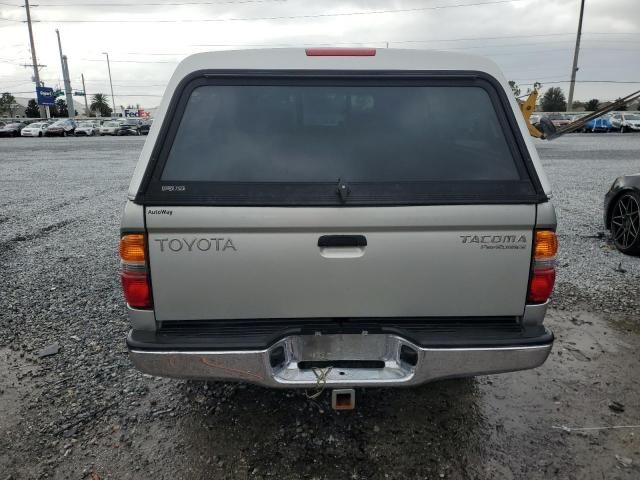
[[331, 389, 356, 411]]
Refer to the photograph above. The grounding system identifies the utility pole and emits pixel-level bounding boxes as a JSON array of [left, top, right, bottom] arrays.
[[81, 73, 89, 116], [24, 0, 46, 118], [56, 29, 75, 118], [567, 0, 585, 112], [102, 52, 116, 117]]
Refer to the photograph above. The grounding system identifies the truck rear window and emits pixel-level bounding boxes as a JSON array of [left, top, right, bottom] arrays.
[[142, 74, 543, 206]]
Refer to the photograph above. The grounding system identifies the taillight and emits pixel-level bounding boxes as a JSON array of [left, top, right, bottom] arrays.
[[527, 230, 558, 303], [120, 233, 153, 309]]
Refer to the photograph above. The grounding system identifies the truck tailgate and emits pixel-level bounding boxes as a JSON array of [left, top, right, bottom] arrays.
[[146, 205, 534, 321]]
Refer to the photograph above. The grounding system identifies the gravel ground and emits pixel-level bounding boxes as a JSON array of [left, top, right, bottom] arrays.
[[1, 134, 639, 479]]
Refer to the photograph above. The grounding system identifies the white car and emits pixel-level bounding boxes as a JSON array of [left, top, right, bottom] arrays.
[[100, 121, 120, 136], [75, 122, 99, 136], [610, 113, 640, 133], [20, 122, 48, 137]]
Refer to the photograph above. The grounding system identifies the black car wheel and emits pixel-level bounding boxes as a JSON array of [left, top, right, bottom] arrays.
[[13, 131, 19, 137], [38, 132, 42, 137], [620, 126, 626, 134], [611, 191, 640, 255]]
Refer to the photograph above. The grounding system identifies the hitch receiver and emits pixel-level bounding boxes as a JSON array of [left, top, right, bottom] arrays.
[[332, 389, 356, 411]]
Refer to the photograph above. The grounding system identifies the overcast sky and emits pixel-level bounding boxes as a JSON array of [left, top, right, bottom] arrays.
[[1, 0, 639, 109]]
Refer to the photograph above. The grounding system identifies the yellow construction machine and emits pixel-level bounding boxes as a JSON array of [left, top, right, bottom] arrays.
[[519, 88, 640, 140]]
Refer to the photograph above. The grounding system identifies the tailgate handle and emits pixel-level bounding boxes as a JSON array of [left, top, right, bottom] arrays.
[[318, 235, 367, 248]]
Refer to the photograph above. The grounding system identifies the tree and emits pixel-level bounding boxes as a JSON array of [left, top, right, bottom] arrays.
[[541, 87, 567, 112], [52, 98, 68, 117], [90, 93, 112, 117], [584, 99, 599, 111], [0, 92, 17, 116], [508, 80, 521, 98], [615, 98, 628, 111], [25, 99, 40, 118]]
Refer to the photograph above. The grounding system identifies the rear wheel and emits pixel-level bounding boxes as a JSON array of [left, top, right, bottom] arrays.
[[620, 126, 626, 133], [38, 132, 42, 137], [610, 191, 640, 256]]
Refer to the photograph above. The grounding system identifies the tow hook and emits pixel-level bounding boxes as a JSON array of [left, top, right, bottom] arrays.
[[331, 388, 356, 411]]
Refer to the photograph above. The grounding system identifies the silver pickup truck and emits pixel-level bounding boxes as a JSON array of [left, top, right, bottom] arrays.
[[120, 48, 558, 397]]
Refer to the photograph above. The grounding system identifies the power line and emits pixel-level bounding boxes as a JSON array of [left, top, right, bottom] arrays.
[[0, 0, 284, 5], [24, 0, 528, 23], [30, 0, 286, 5], [3, 31, 639, 51]]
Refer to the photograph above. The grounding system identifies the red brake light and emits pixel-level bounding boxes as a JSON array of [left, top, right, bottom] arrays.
[[527, 268, 556, 303], [121, 271, 153, 309], [305, 48, 376, 57]]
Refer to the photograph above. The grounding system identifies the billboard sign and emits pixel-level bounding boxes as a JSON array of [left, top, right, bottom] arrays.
[[124, 108, 149, 118], [36, 87, 56, 106]]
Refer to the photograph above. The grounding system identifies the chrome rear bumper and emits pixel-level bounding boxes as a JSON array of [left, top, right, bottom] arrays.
[[128, 332, 552, 388]]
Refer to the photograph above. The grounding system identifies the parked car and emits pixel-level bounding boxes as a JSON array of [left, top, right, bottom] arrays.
[[74, 121, 99, 136], [604, 173, 640, 255], [609, 113, 640, 133], [139, 119, 153, 135], [121, 48, 558, 401], [546, 113, 571, 128], [583, 116, 612, 133], [20, 122, 48, 137], [116, 119, 142, 136], [45, 119, 76, 137], [100, 121, 120, 136], [0, 122, 26, 137]]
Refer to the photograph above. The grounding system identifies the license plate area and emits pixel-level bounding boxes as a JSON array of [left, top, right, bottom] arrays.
[[295, 333, 390, 362]]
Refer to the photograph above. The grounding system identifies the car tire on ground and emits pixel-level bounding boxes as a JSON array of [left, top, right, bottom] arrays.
[[38, 132, 42, 137], [610, 191, 640, 256], [620, 126, 626, 134]]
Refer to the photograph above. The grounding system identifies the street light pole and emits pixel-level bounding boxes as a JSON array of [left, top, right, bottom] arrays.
[[55, 29, 75, 118], [102, 52, 116, 117], [81, 73, 89, 116], [24, 0, 46, 118], [567, 0, 586, 112]]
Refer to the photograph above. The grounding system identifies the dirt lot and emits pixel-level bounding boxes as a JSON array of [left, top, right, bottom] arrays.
[[1, 134, 639, 479]]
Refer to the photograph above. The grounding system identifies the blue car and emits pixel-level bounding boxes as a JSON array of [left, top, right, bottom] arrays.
[[583, 116, 612, 132]]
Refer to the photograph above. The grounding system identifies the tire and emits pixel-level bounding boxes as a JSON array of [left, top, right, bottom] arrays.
[[38, 132, 42, 137], [620, 126, 625, 133], [610, 191, 640, 256]]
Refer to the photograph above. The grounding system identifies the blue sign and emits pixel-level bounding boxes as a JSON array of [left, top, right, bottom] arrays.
[[36, 87, 56, 106]]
